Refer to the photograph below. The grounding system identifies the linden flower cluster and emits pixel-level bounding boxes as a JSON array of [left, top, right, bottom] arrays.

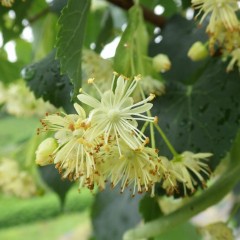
[[192, 0, 240, 71], [36, 74, 212, 196], [161, 152, 212, 195], [0, 81, 56, 117], [0, 0, 14, 7], [0, 158, 36, 198]]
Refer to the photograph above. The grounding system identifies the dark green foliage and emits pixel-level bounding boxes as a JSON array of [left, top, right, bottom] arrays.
[[151, 59, 240, 170], [139, 194, 162, 222], [91, 185, 142, 240], [56, 0, 91, 101], [149, 15, 240, 170], [38, 165, 73, 210], [0, 0, 33, 43], [22, 51, 73, 112]]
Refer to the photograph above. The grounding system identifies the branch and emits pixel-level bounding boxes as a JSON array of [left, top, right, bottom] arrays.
[[28, 7, 50, 24], [106, 0, 166, 28]]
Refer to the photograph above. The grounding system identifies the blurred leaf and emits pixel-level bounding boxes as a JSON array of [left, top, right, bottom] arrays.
[[0, 0, 33, 43], [0, 57, 22, 84], [84, 7, 108, 49], [32, 13, 58, 60], [139, 195, 162, 222], [0, 116, 38, 149], [22, 51, 73, 112], [91, 185, 142, 240], [114, 5, 148, 77], [95, 10, 114, 53], [38, 165, 73, 210], [160, 0, 178, 17], [15, 39, 32, 64], [27, 0, 48, 17], [140, 0, 177, 17], [56, 0, 91, 101], [181, 0, 192, 10], [155, 222, 201, 240]]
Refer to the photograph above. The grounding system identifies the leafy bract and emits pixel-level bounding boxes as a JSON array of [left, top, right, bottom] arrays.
[[56, 0, 90, 101], [114, 5, 148, 77]]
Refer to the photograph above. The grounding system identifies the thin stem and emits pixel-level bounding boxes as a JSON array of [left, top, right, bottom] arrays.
[[154, 123, 178, 157], [139, 87, 155, 149]]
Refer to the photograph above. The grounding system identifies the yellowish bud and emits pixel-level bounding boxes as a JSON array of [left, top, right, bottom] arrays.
[[35, 138, 58, 166], [187, 41, 208, 61], [152, 54, 171, 72]]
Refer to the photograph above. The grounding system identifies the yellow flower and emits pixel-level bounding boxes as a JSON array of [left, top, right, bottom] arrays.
[[226, 48, 240, 72], [192, 0, 239, 33], [172, 151, 212, 194], [99, 140, 161, 196], [39, 103, 95, 181], [78, 74, 156, 155]]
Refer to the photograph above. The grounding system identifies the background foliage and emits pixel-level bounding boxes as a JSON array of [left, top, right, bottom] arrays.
[[0, 0, 240, 239]]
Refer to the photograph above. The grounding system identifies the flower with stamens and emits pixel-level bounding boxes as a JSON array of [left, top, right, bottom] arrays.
[[226, 48, 240, 72], [158, 156, 180, 195], [172, 151, 212, 195], [78, 74, 156, 155], [192, 0, 239, 33], [39, 103, 95, 181], [99, 140, 161, 196]]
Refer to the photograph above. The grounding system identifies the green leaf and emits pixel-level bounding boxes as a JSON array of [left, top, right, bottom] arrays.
[[22, 51, 73, 112], [152, 58, 240, 170], [114, 5, 148, 77], [32, 13, 58, 61], [15, 39, 32, 64], [56, 0, 91, 101], [139, 195, 162, 223], [0, 0, 33, 43], [155, 222, 201, 240], [149, 16, 240, 170], [91, 185, 142, 240], [0, 57, 22, 84], [95, 10, 114, 53], [38, 165, 73, 210]]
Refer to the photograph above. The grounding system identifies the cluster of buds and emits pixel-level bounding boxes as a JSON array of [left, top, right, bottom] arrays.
[[191, 0, 240, 71]]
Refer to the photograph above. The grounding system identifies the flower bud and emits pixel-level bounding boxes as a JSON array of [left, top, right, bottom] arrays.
[[152, 54, 171, 72], [187, 41, 208, 61], [35, 138, 58, 166]]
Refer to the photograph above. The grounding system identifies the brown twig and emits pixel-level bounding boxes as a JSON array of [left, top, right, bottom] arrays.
[[106, 0, 166, 28], [28, 7, 50, 24]]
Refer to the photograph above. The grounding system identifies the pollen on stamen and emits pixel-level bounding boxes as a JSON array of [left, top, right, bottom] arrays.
[[149, 93, 156, 101], [134, 74, 142, 82], [154, 116, 158, 124]]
